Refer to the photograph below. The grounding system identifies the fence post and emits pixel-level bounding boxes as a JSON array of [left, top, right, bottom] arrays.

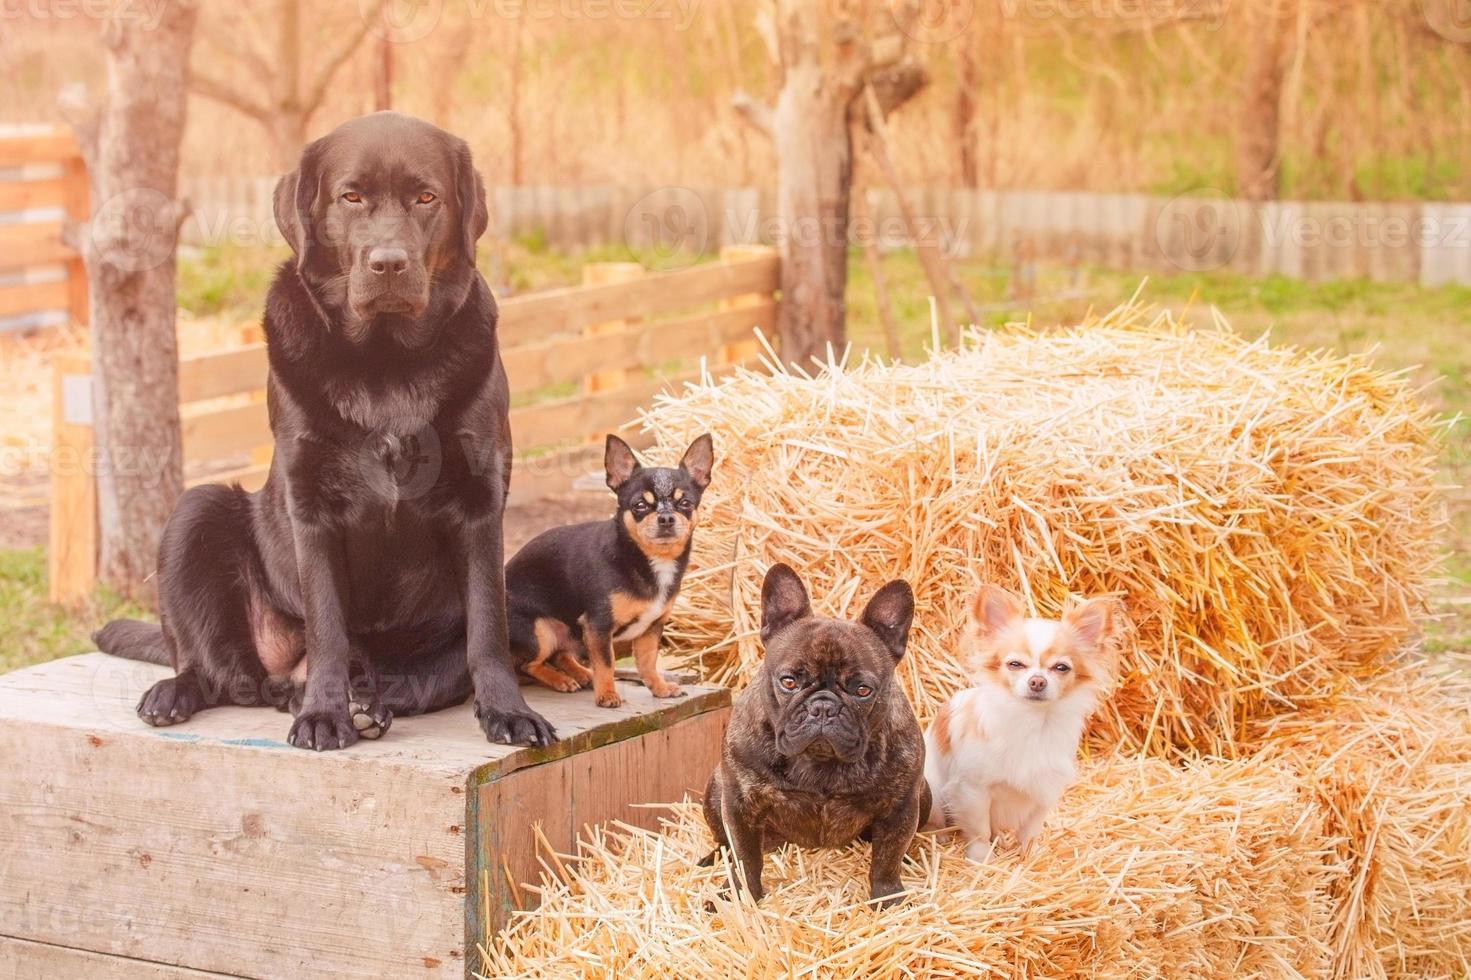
[[48, 353, 97, 604], [717, 244, 777, 366], [60, 148, 89, 327], [581, 262, 645, 396]]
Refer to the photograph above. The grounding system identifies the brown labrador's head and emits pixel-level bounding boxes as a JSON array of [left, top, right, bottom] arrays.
[[273, 111, 488, 346]]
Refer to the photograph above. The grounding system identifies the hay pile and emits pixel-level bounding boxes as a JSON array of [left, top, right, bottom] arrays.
[[485, 673, 1471, 979], [643, 304, 1443, 757], [485, 304, 1466, 978]]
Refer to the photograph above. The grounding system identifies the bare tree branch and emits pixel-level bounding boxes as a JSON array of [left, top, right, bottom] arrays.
[[732, 90, 775, 138], [189, 71, 272, 121], [197, 18, 273, 79], [302, 0, 386, 117]]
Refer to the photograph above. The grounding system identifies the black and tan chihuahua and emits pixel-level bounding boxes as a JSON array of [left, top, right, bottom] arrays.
[[505, 433, 714, 708]]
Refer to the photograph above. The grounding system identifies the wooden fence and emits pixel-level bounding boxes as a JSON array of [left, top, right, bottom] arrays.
[[47, 246, 778, 603], [178, 178, 1471, 289], [0, 127, 88, 333]]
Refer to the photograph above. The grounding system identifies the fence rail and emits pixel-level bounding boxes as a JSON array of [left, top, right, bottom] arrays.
[[178, 178, 1471, 290], [47, 247, 779, 603], [0, 127, 88, 333]]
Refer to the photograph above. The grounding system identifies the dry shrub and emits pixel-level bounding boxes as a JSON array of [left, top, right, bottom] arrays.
[[641, 303, 1443, 757]]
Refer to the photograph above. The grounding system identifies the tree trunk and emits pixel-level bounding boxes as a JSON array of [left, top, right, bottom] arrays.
[[772, 68, 853, 368], [82, 1, 195, 599], [954, 43, 979, 188], [1236, 0, 1291, 201]]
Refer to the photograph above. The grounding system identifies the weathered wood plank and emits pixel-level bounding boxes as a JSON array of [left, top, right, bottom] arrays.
[[0, 935, 239, 979], [0, 654, 729, 980], [496, 256, 779, 348], [0, 221, 72, 269], [178, 345, 267, 404], [502, 302, 774, 396], [0, 278, 66, 318], [0, 176, 67, 213], [180, 401, 270, 463], [0, 131, 80, 168]]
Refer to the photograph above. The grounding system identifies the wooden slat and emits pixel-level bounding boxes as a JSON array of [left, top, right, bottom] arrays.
[[181, 401, 270, 463], [497, 255, 779, 347], [510, 369, 700, 450], [47, 354, 95, 605], [0, 176, 67, 213], [0, 131, 80, 168], [177, 344, 268, 403], [502, 301, 775, 395], [0, 935, 235, 979], [0, 278, 66, 318], [0, 221, 72, 269]]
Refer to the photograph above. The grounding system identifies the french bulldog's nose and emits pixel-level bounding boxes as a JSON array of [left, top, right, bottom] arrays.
[[657, 512, 676, 529], [1027, 675, 1048, 694], [368, 246, 409, 275], [807, 697, 840, 720]]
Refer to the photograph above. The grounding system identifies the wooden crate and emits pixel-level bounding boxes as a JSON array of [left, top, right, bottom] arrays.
[[0, 654, 729, 978]]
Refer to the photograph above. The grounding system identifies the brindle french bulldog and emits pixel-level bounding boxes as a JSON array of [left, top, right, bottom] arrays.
[[701, 563, 930, 907]]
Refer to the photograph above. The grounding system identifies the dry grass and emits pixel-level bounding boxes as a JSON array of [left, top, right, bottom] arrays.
[[641, 302, 1445, 758], [485, 670, 1471, 979]]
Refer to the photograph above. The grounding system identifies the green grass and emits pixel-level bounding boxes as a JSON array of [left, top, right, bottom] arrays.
[[5, 244, 1467, 674], [0, 548, 148, 674]]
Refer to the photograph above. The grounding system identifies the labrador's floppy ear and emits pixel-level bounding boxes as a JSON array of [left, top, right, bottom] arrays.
[[453, 138, 489, 259], [273, 140, 322, 270], [604, 434, 641, 491], [861, 580, 915, 661], [761, 563, 812, 645]]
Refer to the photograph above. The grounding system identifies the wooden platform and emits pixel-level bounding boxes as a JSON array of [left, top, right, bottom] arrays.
[[0, 654, 729, 979]]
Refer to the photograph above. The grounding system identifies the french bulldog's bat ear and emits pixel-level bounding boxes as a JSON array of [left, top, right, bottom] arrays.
[[862, 580, 915, 661], [604, 434, 640, 490], [679, 433, 714, 489], [1063, 596, 1121, 649], [969, 584, 1025, 641], [760, 563, 811, 644]]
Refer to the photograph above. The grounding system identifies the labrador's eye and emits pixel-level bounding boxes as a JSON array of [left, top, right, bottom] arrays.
[[779, 676, 798, 691], [341, 191, 362, 204], [417, 191, 436, 204]]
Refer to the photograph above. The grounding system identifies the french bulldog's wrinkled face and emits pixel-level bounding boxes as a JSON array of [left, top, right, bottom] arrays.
[[758, 564, 914, 764]]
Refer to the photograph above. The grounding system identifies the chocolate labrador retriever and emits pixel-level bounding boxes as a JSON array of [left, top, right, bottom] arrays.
[[95, 112, 556, 749]]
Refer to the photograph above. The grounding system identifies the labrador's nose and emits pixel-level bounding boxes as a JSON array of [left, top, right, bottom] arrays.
[[1027, 675, 1048, 693], [368, 246, 409, 275]]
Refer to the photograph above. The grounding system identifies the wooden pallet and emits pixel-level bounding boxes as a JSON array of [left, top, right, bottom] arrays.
[[0, 654, 729, 979]]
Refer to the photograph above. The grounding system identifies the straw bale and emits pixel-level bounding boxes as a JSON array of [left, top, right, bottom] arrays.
[[486, 675, 1471, 978], [640, 303, 1443, 757], [484, 752, 1338, 978]]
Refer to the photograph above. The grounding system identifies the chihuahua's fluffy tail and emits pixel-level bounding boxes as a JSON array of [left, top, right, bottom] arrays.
[[93, 619, 172, 666]]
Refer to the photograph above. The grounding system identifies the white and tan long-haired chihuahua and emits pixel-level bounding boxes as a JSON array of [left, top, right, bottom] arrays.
[[923, 585, 1121, 861]]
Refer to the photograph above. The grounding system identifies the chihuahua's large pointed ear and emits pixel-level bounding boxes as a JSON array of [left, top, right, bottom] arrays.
[[969, 584, 1025, 641], [680, 433, 714, 489], [273, 140, 322, 270], [1063, 596, 1121, 649], [760, 563, 812, 644], [453, 138, 489, 259], [862, 580, 915, 661], [604, 434, 640, 490]]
